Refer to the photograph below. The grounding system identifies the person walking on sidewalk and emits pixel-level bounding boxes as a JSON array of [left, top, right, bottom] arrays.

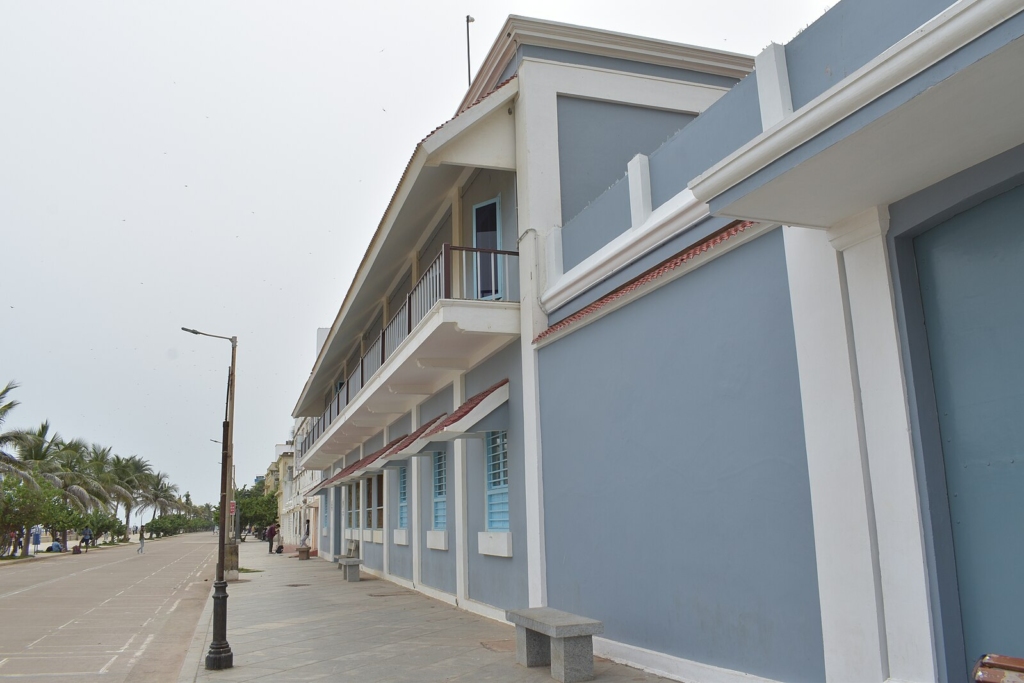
[[137, 525, 145, 554], [266, 522, 277, 554]]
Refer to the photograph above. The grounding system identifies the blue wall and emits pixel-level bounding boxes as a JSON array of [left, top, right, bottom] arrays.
[[463, 343, 529, 609], [785, 0, 958, 110], [557, 96, 694, 224], [561, 176, 631, 272], [363, 530, 383, 570], [418, 445, 455, 593], [914, 184, 1024, 671], [537, 228, 824, 682]]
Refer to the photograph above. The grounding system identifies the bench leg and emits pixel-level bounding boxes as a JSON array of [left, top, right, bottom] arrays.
[[515, 626, 550, 667], [346, 565, 360, 582], [551, 635, 594, 683]]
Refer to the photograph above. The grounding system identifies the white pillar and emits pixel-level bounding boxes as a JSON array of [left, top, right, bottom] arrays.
[[453, 373, 469, 603], [410, 404, 422, 587], [357, 478, 365, 561], [783, 226, 888, 682], [828, 208, 937, 682], [382, 468, 392, 578]]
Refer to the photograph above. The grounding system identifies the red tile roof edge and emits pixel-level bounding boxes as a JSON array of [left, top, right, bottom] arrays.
[[534, 220, 756, 343], [423, 379, 510, 439], [304, 432, 409, 495], [385, 412, 448, 457]]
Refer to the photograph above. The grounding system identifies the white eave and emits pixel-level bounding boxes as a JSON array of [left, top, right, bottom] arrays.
[[688, 0, 1024, 224]]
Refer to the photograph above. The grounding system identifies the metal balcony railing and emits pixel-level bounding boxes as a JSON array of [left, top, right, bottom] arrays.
[[296, 244, 517, 462]]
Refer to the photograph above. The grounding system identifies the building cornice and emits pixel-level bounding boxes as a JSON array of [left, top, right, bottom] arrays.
[[459, 15, 752, 114]]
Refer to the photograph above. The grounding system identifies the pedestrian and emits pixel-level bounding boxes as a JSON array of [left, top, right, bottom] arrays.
[[266, 522, 276, 554], [82, 526, 93, 551], [137, 525, 145, 554]]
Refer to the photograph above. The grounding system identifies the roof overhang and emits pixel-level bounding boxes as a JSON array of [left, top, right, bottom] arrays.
[[366, 413, 448, 472], [689, 0, 1024, 228], [297, 300, 520, 470], [460, 15, 753, 114]]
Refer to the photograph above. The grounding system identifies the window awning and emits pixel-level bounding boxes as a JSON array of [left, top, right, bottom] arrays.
[[366, 413, 448, 472], [303, 434, 406, 496], [421, 379, 509, 443]]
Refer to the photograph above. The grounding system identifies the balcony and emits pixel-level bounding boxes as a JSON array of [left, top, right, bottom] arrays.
[[296, 245, 519, 469]]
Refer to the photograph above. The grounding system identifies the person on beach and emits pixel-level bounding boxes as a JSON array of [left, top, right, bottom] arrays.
[[137, 525, 145, 554]]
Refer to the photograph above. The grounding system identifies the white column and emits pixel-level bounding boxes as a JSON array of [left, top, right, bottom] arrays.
[[453, 373, 469, 603], [410, 404, 422, 586], [357, 478, 365, 561], [783, 226, 888, 682], [514, 64, 555, 607], [382, 469, 392, 578], [382, 425, 390, 577], [828, 208, 937, 682]]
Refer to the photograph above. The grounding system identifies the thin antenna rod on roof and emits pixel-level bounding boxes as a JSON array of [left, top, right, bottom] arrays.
[[466, 15, 475, 88]]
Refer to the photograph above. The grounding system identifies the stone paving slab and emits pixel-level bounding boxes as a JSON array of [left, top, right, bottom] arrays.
[[179, 542, 671, 682]]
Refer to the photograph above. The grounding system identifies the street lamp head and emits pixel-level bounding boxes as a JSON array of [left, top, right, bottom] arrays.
[[467, 15, 474, 22], [182, 327, 201, 335]]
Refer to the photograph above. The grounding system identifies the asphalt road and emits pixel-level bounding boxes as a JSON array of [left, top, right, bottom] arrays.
[[0, 533, 216, 682]]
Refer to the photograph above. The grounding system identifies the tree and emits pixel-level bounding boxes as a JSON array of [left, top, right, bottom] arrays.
[[112, 455, 151, 541], [236, 484, 277, 531]]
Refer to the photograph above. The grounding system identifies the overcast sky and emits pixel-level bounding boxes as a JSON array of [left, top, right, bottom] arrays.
[[1, 1, 836, 510]]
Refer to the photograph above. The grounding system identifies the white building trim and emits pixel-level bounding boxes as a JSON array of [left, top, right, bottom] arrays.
[[782, 226, 888, 681], [594, 637, 785, 683], [690, 0, 1024, 202], [452, 374, 470, 603], [540, 188, 710, 313], [827, 207, 937, 682]]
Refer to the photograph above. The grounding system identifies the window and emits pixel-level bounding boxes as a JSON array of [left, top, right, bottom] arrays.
[[486, 431, 509, 531], [472, 198, 502, 300], [397, 466, 408, 529], [432, 452, 447, 530], [375, 475, 384, 529], [348, 483, 357, 528], [364, 478, 372, 528]]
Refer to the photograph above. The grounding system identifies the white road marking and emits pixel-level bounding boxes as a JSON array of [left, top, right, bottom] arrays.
[[125, 633, 155, 670], [167, 599, 181, 614], [99, 654, 118, 673]]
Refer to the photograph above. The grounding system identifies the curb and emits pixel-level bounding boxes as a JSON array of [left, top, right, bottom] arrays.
[[176, 584, 215, 683]]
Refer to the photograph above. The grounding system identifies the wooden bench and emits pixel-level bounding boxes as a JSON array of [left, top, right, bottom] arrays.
[[337, 557, 363, 582], [505, 607, 603, 683], [974, 654, 1024, 682]]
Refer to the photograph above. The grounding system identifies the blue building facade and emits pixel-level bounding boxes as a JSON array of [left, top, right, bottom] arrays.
[[291, 4, 1024, 681]]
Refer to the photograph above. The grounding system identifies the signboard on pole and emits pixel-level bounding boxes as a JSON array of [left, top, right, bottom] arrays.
[[229, 501, 236, 515]]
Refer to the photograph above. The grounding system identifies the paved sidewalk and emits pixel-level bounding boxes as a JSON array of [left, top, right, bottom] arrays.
[[179, 541, 670, 682]]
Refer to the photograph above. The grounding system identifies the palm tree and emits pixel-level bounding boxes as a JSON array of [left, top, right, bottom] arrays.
[[0, 381, 34, 485], [139, 471, 181, 523], [87, 445, 132, 524], [112, 455, 151, 541]]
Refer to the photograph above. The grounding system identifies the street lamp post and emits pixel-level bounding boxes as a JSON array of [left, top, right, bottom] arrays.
[[182, 326, 236, 670]]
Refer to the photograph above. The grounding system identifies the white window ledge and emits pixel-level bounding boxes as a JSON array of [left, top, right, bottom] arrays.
[[393, 528, 409, 546], [478, 531, 513, 557], [372, 530, 384, 545], [427, 530, 448, 551], [362, 529, 373, 542], [344, 529, 354, 540]]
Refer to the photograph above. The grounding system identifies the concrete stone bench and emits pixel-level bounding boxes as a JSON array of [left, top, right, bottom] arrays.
[[297, 547, 310, 560], [337, 557, 362, 582], [506, 607, 603, 683], [974, 654, 1024, 682]]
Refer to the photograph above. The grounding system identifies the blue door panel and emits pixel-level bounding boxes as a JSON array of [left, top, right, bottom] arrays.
[[915, 183, 1024, 671]]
